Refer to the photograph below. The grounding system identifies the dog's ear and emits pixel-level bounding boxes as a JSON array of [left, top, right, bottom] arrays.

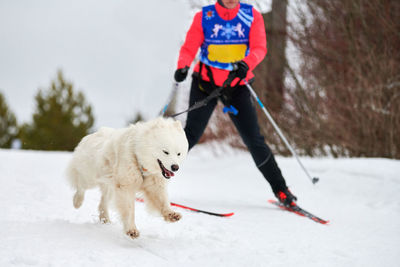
[[150, 117, 166, 129], [173, 120, 183, 130]]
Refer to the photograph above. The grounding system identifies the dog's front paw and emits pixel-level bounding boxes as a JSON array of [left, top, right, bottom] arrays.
[[100, 216, 110, 224], [99, 212, 110, 224], [126, 229, 140, 239], [164, 211, 182, 222]]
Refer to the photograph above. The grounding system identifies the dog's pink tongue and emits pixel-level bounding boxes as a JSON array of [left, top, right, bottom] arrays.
[[166, 170, 174, 177]]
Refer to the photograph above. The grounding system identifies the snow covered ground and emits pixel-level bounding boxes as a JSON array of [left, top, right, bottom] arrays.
[[0, 147, 399, 267]]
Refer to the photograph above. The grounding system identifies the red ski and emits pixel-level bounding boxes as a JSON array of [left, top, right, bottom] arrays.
[[136, 198, 234, 217], [268, 199, 329, 224]]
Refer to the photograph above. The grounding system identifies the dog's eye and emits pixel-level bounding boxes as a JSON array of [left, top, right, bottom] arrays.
[[163, 150, 169, 155], [177, 153, 181, 156]]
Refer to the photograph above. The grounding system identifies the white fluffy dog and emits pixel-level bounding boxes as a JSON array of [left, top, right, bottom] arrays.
[[66, 117, 188, 239]]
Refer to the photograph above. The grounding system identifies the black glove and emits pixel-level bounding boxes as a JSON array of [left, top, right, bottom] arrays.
[[221, 61, 249, 104], [174, 66, 189, 82], [230, 61, 249, 80]]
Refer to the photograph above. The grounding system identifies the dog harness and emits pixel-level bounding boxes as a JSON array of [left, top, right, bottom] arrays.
[[133, 154, 147, 181]]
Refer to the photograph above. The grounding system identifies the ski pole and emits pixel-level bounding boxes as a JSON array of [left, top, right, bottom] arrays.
[[244, 80, 319, 185], [160, 82, 179, 116]]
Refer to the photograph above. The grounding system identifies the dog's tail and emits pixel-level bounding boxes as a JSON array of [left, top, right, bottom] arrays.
[[72, 190, 85, 209], [66, 162, 86, 209]]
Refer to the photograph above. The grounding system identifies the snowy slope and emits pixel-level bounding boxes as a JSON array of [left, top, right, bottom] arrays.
[[0, 148, 399, 267]]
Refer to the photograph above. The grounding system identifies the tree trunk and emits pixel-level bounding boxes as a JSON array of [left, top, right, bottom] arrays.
[[252, 0, 289, 154], [254, 0, 287, 113]]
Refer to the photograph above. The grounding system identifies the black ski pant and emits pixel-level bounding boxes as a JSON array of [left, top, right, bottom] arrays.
[[184, 76, 288, 194]]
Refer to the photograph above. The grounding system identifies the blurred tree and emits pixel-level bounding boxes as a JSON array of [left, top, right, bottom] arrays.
[[128, 112, 144, 125], [285, 0, 400, 158], [252, 0, 290, 155], [254, 0, 288, 113], [19, 70, 95, 151], [0, 91, 18, 148]]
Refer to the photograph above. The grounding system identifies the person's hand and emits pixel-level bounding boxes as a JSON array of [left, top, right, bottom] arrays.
[[174, 66, 189, 82], [231, 61, 249, 80]]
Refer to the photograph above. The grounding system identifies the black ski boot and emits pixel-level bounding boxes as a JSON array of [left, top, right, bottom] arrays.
[[275, 188, 297, 207]]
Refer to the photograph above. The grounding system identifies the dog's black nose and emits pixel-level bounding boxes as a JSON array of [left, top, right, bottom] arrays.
[[171, 164, 179, 172]]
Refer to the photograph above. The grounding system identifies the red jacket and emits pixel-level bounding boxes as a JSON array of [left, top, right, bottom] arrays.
[[177, 2, 267, 86]]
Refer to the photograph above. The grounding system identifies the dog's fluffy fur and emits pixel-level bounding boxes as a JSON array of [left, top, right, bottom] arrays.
[[66, 117, 188, 239]]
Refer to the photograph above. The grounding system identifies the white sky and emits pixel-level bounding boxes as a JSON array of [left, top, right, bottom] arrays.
[[0, 0, 274, 129], [0, 0, 190, 128]]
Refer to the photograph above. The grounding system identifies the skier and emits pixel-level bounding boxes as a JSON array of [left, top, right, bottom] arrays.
[[174, 0, 297, 206]]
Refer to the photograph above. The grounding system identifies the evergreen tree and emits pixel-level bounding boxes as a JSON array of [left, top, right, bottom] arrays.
[[0, 91, 18, 148], [20, 71, 95, 151], [127, 112, 144, 125]]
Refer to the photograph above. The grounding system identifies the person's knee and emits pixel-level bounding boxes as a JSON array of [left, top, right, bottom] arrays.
[[241, 133, 266, 148], [242, 136, 273, 166]]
